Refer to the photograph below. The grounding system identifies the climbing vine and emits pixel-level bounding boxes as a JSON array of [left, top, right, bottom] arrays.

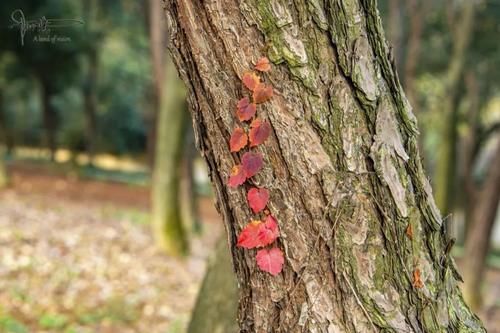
[[227, 57, 284, 276]]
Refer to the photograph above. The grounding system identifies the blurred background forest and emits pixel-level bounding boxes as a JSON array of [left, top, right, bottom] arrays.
[[0, 0, 498, 332]]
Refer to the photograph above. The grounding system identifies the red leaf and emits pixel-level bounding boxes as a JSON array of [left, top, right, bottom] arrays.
[[247, 187, 269, 213], [241, 152, 263, 178], [256, 247, 284, 276], [255, 57, 271, 72], [242, 72, 260, 91], [257, 215, 279, 246], [253, 84, 273, 103], [230, 127, 248, 152], [228, 164, 246, 187], [236, 98, 256, 122], [249, 118, 271, 147], [237, 220, 262, 249]]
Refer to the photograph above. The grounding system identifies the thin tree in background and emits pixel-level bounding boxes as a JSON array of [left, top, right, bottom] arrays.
[[460, 71, 500, 310], [149, 0, 188, 255], [164, 0, 485, 331], [434, 1, 475, 218]]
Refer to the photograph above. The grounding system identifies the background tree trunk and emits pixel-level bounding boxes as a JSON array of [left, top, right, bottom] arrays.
[[0, 146, 7, 189], [403, 0, 429, 113], [188, 238, 238, 333], [40, 78, 57, 162], [83, 0, 99, 165], [462, 142, 500, 310], [83, 47, 98, 164], [434, 1, 475, 218], [164, 0, 485, 331], [150, 0, 189, 255], [0, 89, 14, 156]]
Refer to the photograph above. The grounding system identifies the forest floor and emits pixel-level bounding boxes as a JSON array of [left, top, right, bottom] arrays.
[[0, 163, 499, 332], [0, 163, 223, 333]]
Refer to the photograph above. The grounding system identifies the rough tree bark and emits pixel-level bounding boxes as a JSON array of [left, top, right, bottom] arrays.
[[163, 0, 485, 331], [150, 0, 189, 255]]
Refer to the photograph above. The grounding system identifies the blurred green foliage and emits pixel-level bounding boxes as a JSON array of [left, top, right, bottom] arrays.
[[0, 0, 151, 156]]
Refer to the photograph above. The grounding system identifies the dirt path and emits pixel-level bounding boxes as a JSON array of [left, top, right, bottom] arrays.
[[0, 166, 223, 333]]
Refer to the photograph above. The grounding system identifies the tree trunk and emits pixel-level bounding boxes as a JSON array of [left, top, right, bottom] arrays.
[[434, 1, 475, 217], [150, 0, 189, 255], [40, 79, 57, 162], [181, 118, 202, 234], [164, 0, 485, 331], [188, 238, 238, 333], [402, 0, 428, 113], [0, 89, 14, 156], [0, 89, 6, 188], [0, 147, 7, 189], [462, 142, 500, 310], [386, 0, 402, 72], [83, 47, 98, 164]]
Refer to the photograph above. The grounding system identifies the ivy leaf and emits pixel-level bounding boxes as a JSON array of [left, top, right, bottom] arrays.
[[236, 97, 257, 121], [242, 72, 260, 91], [241, 152, 263, 178], [249, 118, 271, 147], [230, 127, 248, 152], [256, 247, 284, 276], [253, 84, 273, 104], [247, 187, 269, 213], [237, 220, 263, 249], [257, 215, 279, 246], [228, 164, 246, 187], [255, 57, 271, 72]]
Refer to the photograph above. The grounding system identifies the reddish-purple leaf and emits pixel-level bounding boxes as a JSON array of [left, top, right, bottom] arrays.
[[228, 164, 246, 187], [257, 215, 279, 246], [236, 101, 256, 122], [249, 118, 271, 147], [241, 152, 263, 178], [256, 247, 284, 276], [237, 220, 263, 249], [230, 127, 248, 152], [253, 84, 273, 103], [242, 72, 260, 91], [247, 187, 269, 213]]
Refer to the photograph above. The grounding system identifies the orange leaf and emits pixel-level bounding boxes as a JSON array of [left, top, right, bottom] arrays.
[[257, 215, 279, 246], [247, 187, 269, 213], [253, 84, 273, 103], [255, 57, 271, 72], [228, 164, 246, 188], [236, 97, 256, 122], [230, 127, 248, 152], [242, 72, 260, 91], [237, 220, 263, 249], [249, 118, 271, 147], [412, 269, 424, 289], [241, 152, 263, 178], [406, 224, 413, 239], [256, 247, 284, 276]]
